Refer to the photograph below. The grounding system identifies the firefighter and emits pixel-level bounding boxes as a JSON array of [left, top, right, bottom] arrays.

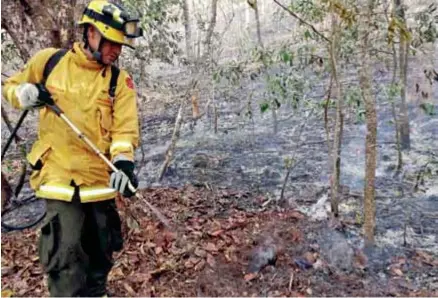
[[2, 0, 143, 296]]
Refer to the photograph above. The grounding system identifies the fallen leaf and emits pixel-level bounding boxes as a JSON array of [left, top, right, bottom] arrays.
[[353, 249, 368, 269], [303, 252, 316, 264], [1, 289, 13, 297], [123, 282, 136, 296], [184, 257, 200, 269], [289, 210, 306, 220], [126, 215, 140, 230], [206, 253, 216, 268], [205, 242, 218, 252], [109, 267, 124, 281], [208, 229, 224, 237], [150, 265, 171, 278], [194, 259, 206, 271], [129, 273, 152, 283], [230, 233, 241, 245], [155, 246, 163, 255], [194, 247, 207, 258], [414, 250, 437, 266], [145, 241, 156, 248], [289, 228, 302, 242], [392, 268, 403, 276], [224, 249, 232, 262], [244, 272, 258, 282], [1, 266, 15, 277]]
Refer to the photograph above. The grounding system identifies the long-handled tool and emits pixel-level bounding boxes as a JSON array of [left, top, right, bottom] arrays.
[[47, 104, 173, 230], [1, 110, 29, 160]]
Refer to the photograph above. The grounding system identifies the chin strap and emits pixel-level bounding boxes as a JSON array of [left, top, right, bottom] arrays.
[[83, 25, 106, 65]]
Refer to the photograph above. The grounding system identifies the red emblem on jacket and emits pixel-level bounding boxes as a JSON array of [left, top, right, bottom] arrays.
[[126, 76, 134, 89]]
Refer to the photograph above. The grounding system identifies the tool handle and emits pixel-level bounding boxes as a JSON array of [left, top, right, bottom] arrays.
[[47, 104, 138, 195], [45, 102, 172, 229], [1, 110, 29, 160]]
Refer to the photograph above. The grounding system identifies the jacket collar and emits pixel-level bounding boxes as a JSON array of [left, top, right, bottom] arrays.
[[71, 42, 105, 70]]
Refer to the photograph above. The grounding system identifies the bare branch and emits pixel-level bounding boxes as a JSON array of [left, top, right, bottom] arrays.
[[273, 0, 331, 43]]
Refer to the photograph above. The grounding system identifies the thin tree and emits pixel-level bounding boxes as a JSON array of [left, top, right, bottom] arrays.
[[358, 0, 377, 245], [203, 0, 219, 60], [394, 0, 410, 150], [248, 0, 263, 48], [182, 0, 193, 61], [328, 12, 343, 217]]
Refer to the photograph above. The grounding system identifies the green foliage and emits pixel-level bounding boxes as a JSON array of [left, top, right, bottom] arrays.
[[121, 0, 182, 64], [412, 3, 438, 48], [419, 103, 436, 116], [318, 98, 335, 109], [321, 0, 357, 27], [338, 22, 359, 60], [344, 85, 365, 123], [284, 156, 295, 168], [287, 0, 325, 23], [213, 60, 247, 85], [250, 47, 275, 67]]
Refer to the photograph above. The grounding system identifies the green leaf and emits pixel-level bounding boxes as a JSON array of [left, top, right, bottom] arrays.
[[213, 71, 219, 82], [304, 29, 312, 40], [260, 102, 270, 113], [281, 50, 291, 63]]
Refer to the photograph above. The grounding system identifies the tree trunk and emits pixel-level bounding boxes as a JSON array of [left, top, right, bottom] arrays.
[[358, 0, 377, 246], [390, 42, 403, 174], [203, 0, 219, 59], [254, 0, 263, 48], [1, 0, 79, 55], [182, 0, 193, 61], [329, 13, 343, 217], [394, 0, 410, 150]]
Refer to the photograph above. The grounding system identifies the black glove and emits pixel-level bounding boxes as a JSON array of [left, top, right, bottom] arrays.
[[110, 160, 138, 197], [34, 83, 55, 107]]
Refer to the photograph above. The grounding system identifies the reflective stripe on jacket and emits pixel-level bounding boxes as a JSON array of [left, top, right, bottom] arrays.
[[2, 42, 139, 202]]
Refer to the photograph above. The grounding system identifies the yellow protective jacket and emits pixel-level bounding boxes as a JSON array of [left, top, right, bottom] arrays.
[[2, 42, 139, 202]]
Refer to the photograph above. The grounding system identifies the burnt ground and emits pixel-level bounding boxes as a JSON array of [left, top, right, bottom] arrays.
[[1, 186, 437, 297]]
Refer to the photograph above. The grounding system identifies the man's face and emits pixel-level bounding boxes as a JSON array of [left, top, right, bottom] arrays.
[[88, 26, 122, 65]]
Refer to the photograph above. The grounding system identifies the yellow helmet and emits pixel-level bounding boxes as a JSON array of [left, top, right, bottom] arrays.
[[78, 0, 143, 49]]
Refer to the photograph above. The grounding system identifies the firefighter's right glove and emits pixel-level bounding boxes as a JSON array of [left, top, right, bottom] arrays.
[[16, 83, 54, 110], [110, 159, 138, 198]]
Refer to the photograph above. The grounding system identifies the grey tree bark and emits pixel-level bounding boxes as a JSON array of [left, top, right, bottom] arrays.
[[394, 0, 411, 150], [358, 0, 377, 246], [203, 0, 219, 59], [329, 13, 343, 217], [182, 0, 193, 61]]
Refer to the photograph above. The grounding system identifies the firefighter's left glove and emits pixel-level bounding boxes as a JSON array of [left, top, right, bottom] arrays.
[[110, 158, 138, 197], [16, 83, 54, 110]]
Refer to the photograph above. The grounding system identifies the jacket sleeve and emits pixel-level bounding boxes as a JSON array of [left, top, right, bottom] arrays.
[[2, 48, 59, 109], [110, 70, 140, 162]]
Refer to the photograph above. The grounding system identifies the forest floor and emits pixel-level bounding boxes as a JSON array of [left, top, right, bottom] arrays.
[[2, 185, 438, 297]]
